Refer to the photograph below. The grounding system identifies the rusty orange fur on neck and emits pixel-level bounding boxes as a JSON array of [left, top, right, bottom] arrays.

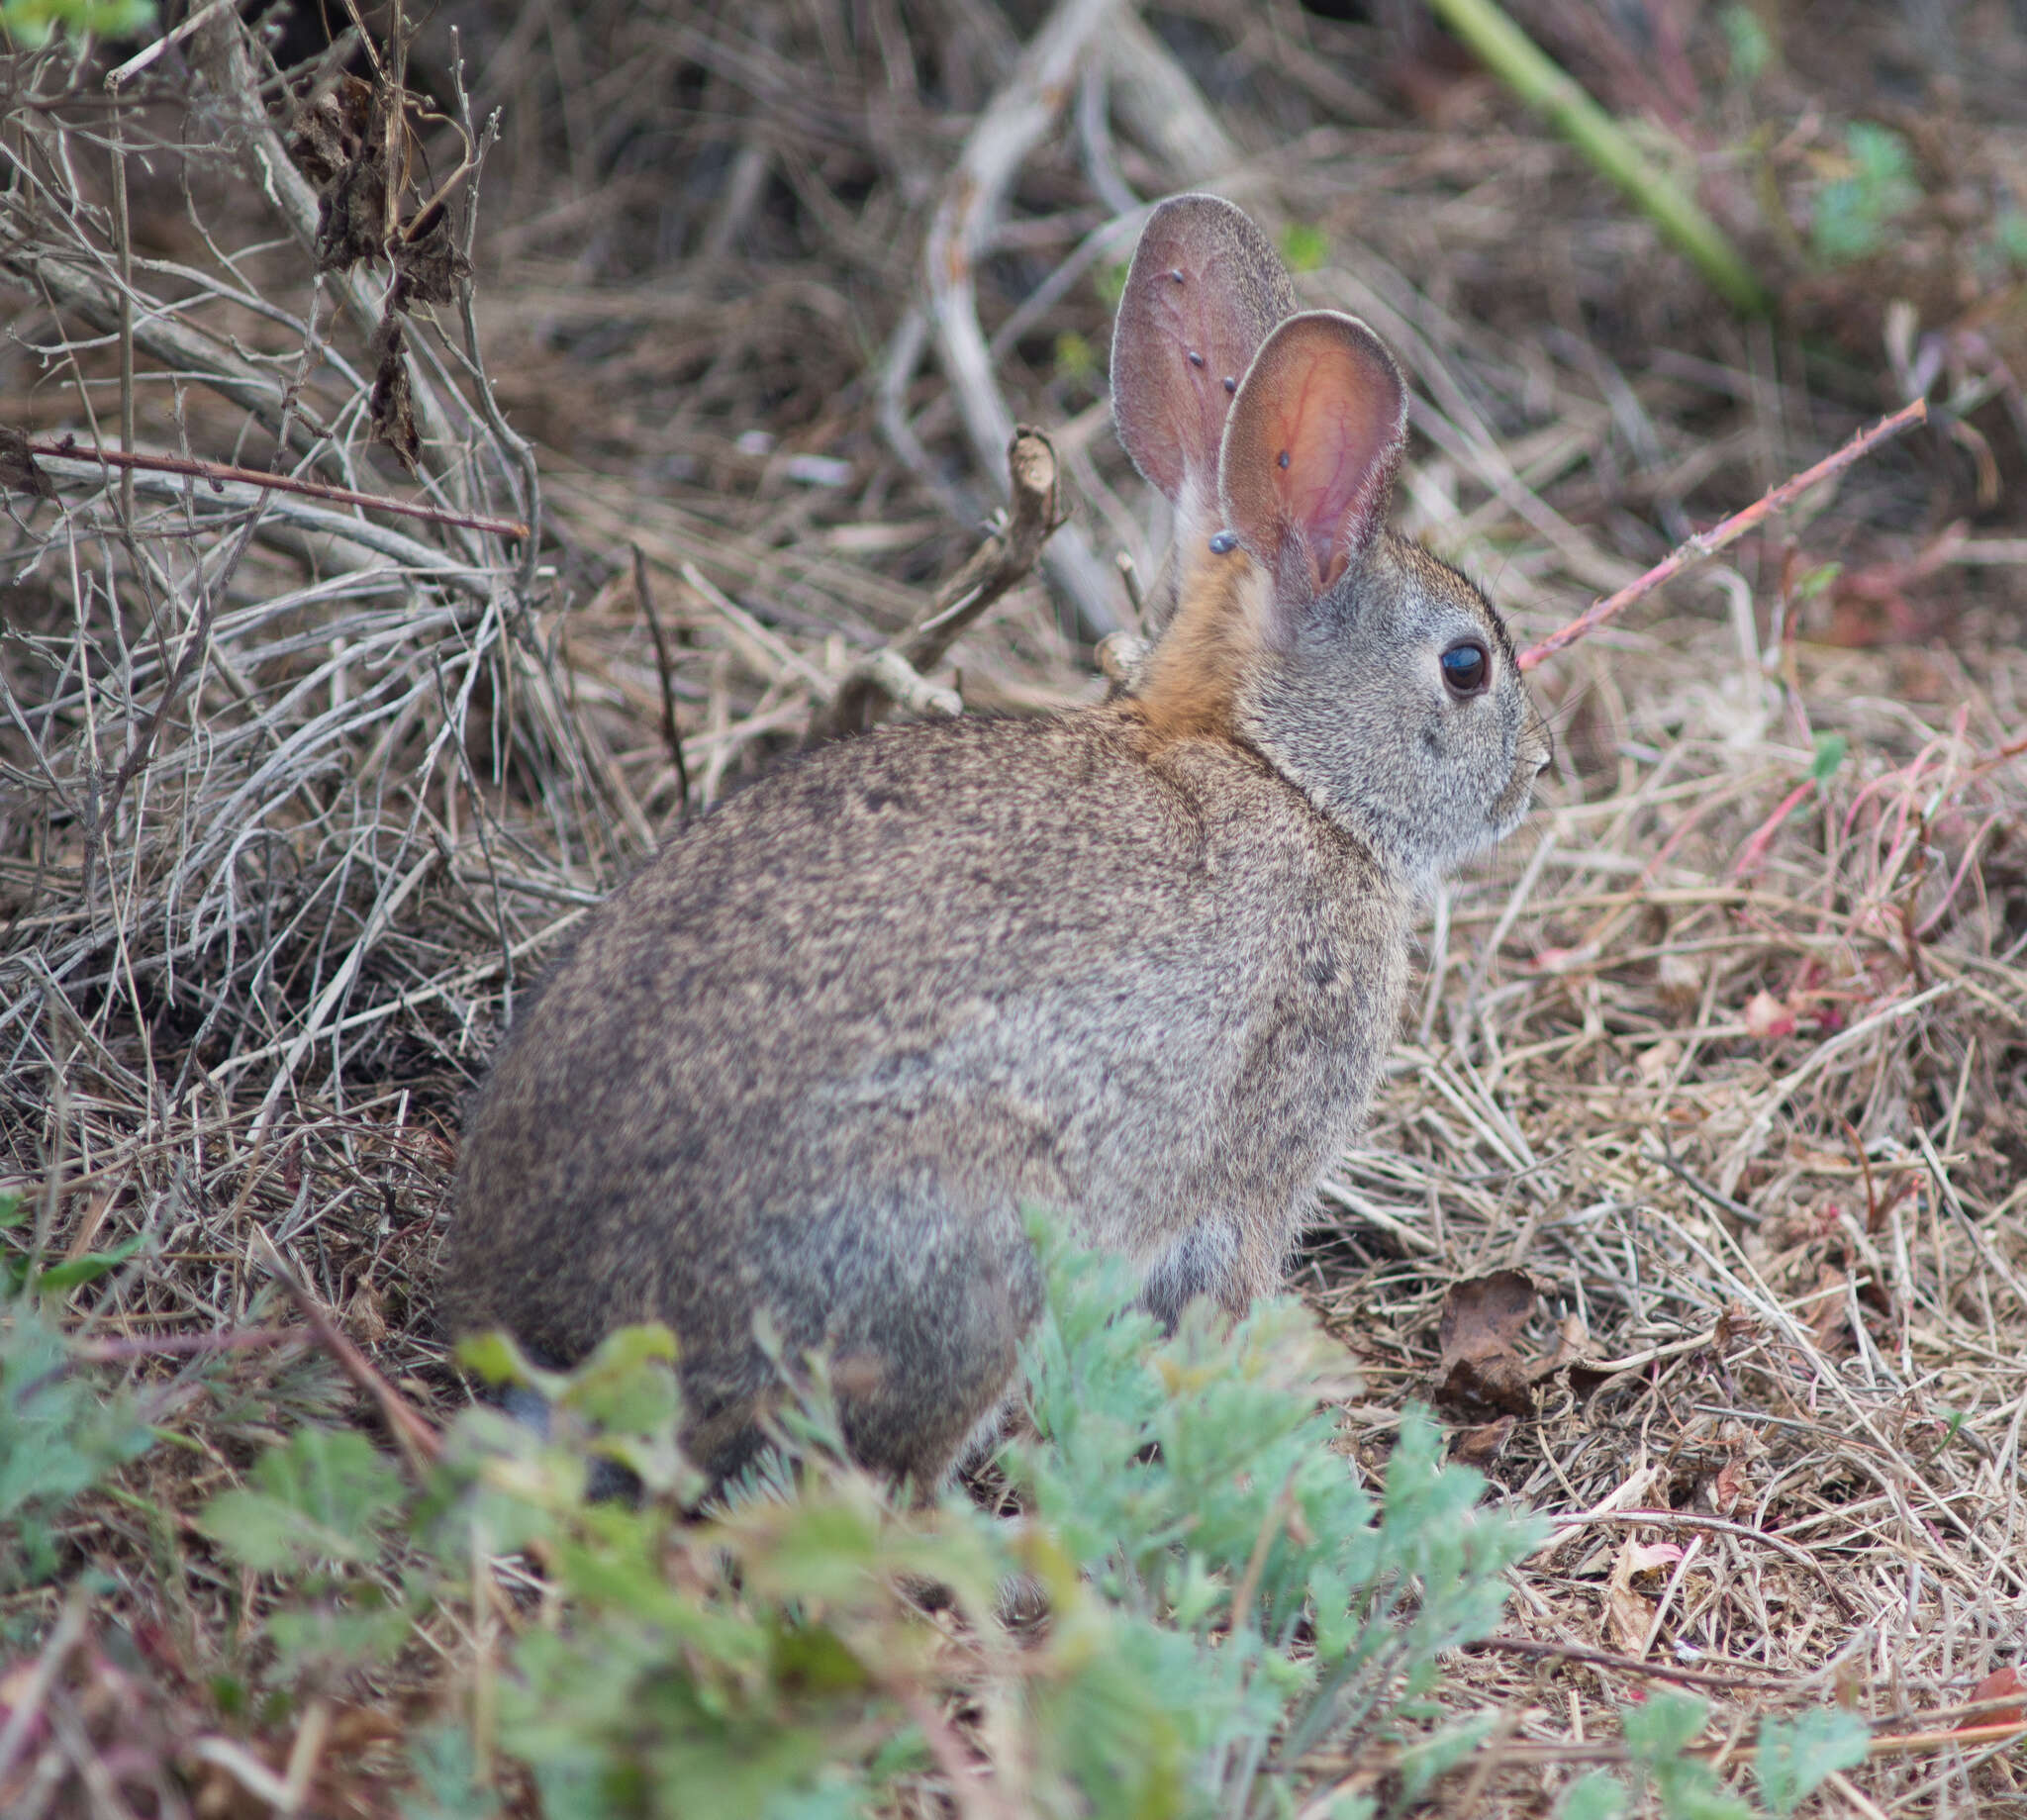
[[1126, 544, 1266, 744]]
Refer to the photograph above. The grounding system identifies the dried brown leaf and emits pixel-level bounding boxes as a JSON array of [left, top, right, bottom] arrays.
[[0, 426, 56, 501], [285, 74, 375, 189], [1602, 1534, 1685, 1656], [370, 316, 421, 471], [391, 200, 470, 308], [1960, 1666, 2025, 1731], [1433, 1269, 1539, 1417], [319, 154, 391, 272], [1451, 1415, 1517, 1467]]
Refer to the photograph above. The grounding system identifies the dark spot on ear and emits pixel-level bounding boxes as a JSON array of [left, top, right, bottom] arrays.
[[1277, 449, 1290, 470], [1169, 268, 1185, 283], [1222, 377, 1236, 394], [1187, 350, 1205, 368]]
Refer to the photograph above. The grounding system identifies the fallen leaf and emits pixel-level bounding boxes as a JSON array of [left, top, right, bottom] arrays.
[[1655, 952, 1702, 1009], [1451, 1416, 1515, 1467], [1433, 1270, 1538, 1417], [1533, 1310, 1591, 1384], [1806, 1265, 1853, 1355], [344, 1284, 389, 1345], [1602, 1534, 1687, 1656], [1960, 1665, 2025, 1731]]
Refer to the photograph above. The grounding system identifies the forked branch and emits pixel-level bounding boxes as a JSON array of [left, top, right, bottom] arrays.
[[810, 428, 1063, 742]]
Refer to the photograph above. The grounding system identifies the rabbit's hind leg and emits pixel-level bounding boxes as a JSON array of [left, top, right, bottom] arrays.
[[776, 1205, 1047, 1496], [1139, 1218, 1245, 1330]]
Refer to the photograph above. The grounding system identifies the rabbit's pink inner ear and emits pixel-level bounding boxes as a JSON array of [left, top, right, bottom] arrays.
[[1110, 195, 1298, 507], [1220, 313, 1408, 598]]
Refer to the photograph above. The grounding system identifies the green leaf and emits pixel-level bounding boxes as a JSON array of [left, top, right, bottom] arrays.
[[551, 1322, 680, 1433], [1792, 559, 1842, 603], [1558, 1771, 1629, 1820], [0, 0, 155, 44], [1755, 1707, 1871, 1816], [200, 1426, 405, 1572], [33, 1233, 145, 1295], [767, 1619, 871, 1699], [1810, 731, 1849, 785], [0, 1193, 26, 1229], [1280, 223, 1329, 274], [399, 1723, 504, 1820], [1812, 123, 1919, 264], [0, 1297, 154, 1584], [455, 1327, 566, 1398], [1997, 211, 2027, 271], [1623, 1690, 1711, 1763], [267, 1578, 423, 1678], [1720, 6, 1772, 84]]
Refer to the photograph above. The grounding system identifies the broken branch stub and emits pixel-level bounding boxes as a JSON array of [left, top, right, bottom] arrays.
[[810, 428, 1063, 742]]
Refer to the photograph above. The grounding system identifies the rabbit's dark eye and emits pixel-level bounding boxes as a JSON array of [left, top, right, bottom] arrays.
[[1440, 641, 1489, 698]]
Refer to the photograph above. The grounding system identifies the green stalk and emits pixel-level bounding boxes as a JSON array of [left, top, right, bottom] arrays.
[[1427, 0, 1772, 317]]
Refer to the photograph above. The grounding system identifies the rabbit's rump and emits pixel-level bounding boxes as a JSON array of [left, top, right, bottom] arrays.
[[443, 706, 1406, 1488]]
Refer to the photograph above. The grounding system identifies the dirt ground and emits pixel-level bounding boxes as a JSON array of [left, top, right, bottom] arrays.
[[3, 0, 2026, 1812]]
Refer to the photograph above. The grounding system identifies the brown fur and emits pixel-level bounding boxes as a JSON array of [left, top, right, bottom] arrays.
[[1126, 544, 1267, 744]]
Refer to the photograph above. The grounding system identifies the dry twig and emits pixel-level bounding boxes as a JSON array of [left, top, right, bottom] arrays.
[[811, 428, 1063, 740]]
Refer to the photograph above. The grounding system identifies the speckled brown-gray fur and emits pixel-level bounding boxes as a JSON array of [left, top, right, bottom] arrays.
[[441, 196, 1551, 1492]]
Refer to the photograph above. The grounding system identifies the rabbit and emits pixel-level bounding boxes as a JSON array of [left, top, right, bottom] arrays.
[[440, 193, 1553, 1495]]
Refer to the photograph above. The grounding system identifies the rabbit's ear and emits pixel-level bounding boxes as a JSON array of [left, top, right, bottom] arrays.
[[1219, 312, 1407, 602], [1111, 196, 1297, 530]]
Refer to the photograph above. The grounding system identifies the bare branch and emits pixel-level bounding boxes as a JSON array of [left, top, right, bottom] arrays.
[[810, 427, 1062, 741], [919, 0, 1125, 639], [18, 437, 529, 538], [1520, 399, 1930, 671]]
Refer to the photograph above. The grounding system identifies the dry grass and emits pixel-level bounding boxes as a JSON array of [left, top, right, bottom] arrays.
[[3, 0, 2026, 1813]]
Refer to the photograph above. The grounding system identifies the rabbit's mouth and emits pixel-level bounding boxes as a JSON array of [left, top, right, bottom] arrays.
[[1490, 713, 1554, 837]]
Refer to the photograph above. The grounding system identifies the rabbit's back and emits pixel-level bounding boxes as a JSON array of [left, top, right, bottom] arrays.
[[444, 705, 1408, 1477]]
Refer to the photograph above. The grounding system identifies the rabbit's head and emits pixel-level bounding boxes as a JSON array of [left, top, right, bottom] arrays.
[[1112, 195, 1550, 889]]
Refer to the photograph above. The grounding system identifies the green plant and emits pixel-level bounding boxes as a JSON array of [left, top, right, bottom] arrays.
[[1054, 330, 1099, 385], [1556, 1685, 1873, 1815], [1555, 1692, 1873, 1820], [196, 1224, 1545, 1816], [1811, 123, 1919, 264], [3, 1194, 1901, 1817], [0, 0, 155, 45], [1423, 0, 1770, 313], [3, 1188, 146, 1297], [0, 1283, 155, 1585]]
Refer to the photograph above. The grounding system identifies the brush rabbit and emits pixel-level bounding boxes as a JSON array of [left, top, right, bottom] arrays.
[[441, 194, 1552, 1492]]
